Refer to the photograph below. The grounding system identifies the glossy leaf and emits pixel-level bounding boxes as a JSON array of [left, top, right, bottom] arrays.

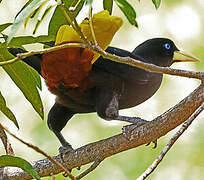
[[0, 23, 12, 33], [85, 0, 93, 5], [15, 0, 34, 18], [63, 0, 72, 7], [48, 0, 85, 38], [8, 35, 54, 48], [48, 6, 68, 37], [103, 0, 113, 14], [55, 10, 123, 63], [74, 0, 85, 17], [152, 0, 161, 9], [0, 91, 19, 128], [7, 0, 43, 43], [68, 0, 79, 7], [33, 5, 54, 34], [0, 155, 41, 180], [115, 0, 138, 27], [0, 49, 44, 119]]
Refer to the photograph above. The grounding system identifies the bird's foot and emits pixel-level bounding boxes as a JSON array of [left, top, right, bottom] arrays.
[[146, 140, 158, 149], [59, 143, 75, 174], [118, 116, 148, 125], [121, 117, 149, 141], [59, 145, 74, 155], [59, 143, 81, 171], [59, 142, 75, 162]]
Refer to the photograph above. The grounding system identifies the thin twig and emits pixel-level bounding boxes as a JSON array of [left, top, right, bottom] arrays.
[[94, 48, 204, 80], [137, 102, 204, 180], [58, 3, 91, 46], [0, 128, 14, 155], [4, 84, 204, 179], [88, 6, 97, 45], [58, 3, 75, 27], [1, 42, 84, 66], [2, 41, 203, 80], [76, 159, 102, 180], [72, 13, 91, 46], [0, 123, 77, 180]]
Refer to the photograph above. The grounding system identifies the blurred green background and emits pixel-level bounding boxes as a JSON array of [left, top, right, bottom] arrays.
[[0, 0, 204, 179]]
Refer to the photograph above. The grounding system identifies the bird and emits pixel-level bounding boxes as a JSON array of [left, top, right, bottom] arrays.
[[8, 38, 199, 152]]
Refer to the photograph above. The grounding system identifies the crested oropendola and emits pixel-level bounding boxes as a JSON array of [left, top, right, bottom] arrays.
[[9, 38, 199, 152]]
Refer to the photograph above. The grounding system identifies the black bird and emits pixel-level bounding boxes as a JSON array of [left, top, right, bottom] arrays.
[[9, 38, 199, 152]]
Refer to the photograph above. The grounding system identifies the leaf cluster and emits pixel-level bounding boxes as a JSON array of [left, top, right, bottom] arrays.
[[0, 0, 161, 179]]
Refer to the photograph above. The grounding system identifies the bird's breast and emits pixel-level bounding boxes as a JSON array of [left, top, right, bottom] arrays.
[[119, 73, 163, 109]]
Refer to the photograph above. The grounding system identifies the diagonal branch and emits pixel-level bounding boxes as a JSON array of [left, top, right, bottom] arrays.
[[0, 128, 14, 155], [1, 42, 204, 81], [4, 82, 204, 179], [76, 159, 103, 180], [0, 124, 76, 180], [137, 102, 204, 180]]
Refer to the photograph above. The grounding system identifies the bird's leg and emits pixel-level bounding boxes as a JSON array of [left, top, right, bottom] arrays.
[[116, 116, 148, 125], [47, 103, 75, 154], [95, 89, 148, 126], [95, 89, 157, 147]]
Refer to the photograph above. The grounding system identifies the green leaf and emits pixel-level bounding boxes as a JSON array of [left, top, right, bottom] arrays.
[[48, 0, 84, 38], [152, 0, 161, 9], [7, 0, 44, 43], [48, 6, 68, 37], [0, 23, 12, 33], [69, 0, 80, 7], [62, 0, 73, 7], [103, 0, 113, 14], [7, 35, 54, 48], [0, 91, 19, 128], [115, 0, 138, 27], [15, 0, 34, 18], [85, 0, 93, 5], [74, 0, 85, 17], [0, 49, 44, 119], [26, 63, 42, 90], [33, 5, 54, 34], [0, 155, 41, 180]]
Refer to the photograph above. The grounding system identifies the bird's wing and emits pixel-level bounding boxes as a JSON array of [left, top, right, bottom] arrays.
[[93, 47, 151, 84]]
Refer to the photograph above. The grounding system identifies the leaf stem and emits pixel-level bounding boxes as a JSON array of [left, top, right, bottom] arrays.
[[58, 2, 91, 46], [0, 123, 77, 180], [1, 41, 204, 80], [0, 42, 84, 66], [88, 6, 97, 45], [137, 102, 204, 180]]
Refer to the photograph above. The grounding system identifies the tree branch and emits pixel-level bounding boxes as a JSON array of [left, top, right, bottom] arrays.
[[4, 82, 204, 179], [0, 124, 76, 180], [0, 128, 14, 155], [137, 102, 204, 180], [1, 42, 203, 81]]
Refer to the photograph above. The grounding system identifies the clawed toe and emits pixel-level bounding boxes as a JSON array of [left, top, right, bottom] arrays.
[[59, 143, 74, 163], [146, 140, 158, 149], [59, 145, 74, 155], [59, 144, 82, 173]]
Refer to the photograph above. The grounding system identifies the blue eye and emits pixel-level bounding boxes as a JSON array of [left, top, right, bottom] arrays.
[[164, 43, 171, 50]]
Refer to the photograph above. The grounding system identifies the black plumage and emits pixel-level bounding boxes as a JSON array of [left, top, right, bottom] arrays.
[[9, 38, 199, 151]]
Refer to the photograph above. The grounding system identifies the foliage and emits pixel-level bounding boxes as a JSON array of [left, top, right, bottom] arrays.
[[0, 155, 41, 180], [0, 0, 162, 178]]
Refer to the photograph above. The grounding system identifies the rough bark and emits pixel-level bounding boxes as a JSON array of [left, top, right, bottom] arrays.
[[3, 82, 203, 179]]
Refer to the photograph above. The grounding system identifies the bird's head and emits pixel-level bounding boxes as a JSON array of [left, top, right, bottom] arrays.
[[132, 38, 199, 67]]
